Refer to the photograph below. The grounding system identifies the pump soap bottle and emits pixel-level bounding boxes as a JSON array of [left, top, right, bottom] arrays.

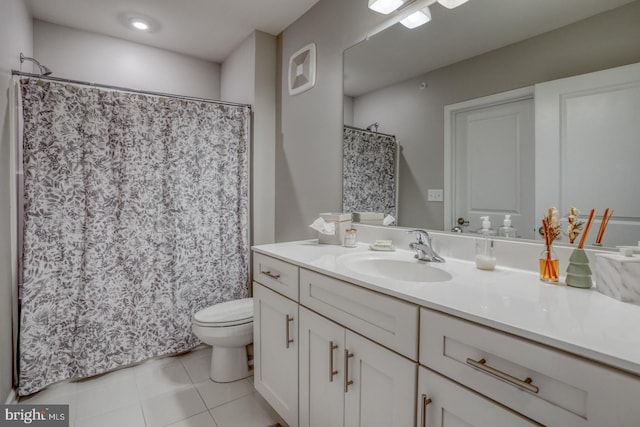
[[498, 214, 517, 238], [476, 216, 496, 270]]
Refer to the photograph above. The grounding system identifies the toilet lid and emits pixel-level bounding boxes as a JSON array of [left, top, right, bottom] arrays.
[[193, 298, 253, 326]]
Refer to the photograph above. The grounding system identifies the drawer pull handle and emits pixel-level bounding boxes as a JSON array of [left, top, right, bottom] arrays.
[[466, 358, 539, 394], [420, 394, 432, 427], [285, 315, 294, 348], [344, 350, 354, 392], [329, 341, 339, 382], [262, 270, 281, 280]]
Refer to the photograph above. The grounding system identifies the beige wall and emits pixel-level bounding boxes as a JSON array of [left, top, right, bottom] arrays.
[[278, 0, 640, 239], [0, 0, 32, 402]]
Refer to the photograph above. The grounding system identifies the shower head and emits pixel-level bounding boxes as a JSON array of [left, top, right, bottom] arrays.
[[366, 122, 379, 132], [20, 52, 52, 76]]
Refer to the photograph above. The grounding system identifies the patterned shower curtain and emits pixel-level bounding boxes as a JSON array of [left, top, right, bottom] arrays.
[[343, 126, 398, 219], [18, 80, 250, 395]]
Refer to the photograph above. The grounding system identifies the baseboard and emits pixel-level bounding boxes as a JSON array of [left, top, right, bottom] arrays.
[[4, 387, 18, 404]]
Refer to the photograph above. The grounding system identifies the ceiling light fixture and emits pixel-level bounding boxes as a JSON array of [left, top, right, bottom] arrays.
[[437, 0, 470, 9], [366, 0, 471, 38], [118, 13, 160, 33], [400, 6, 432, 28], [368, 0, 405, 14], [130, 18, 150, 30]]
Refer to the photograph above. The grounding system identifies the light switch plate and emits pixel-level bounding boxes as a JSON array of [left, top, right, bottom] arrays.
[[428, 189, 444, 202]]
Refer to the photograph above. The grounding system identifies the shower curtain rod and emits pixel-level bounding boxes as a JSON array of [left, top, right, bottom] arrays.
[[11, 70, 252, 109], [344, 124, 395, 139]]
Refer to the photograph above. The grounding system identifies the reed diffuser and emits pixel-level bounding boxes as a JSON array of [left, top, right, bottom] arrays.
[[539, 207, 561, 283], [566, 209, 597, 288]]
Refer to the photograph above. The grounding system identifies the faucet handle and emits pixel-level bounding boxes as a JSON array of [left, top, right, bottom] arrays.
[[408, 229, 430, 244]]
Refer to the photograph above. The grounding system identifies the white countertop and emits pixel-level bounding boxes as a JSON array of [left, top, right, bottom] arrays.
[[253, 239, 640, 377]]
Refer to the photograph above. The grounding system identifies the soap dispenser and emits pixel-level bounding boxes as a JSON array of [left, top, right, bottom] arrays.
[[476, 216, 496, 270], [477, 216, 496, 236], [498, 214, 517, 238]]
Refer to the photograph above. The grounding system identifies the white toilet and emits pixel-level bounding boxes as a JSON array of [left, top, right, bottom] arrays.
[[192, 298, 254, 383]]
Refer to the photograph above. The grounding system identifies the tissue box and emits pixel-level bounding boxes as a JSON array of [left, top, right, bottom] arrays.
[[595, 253, 640, 304], [319, 212, 352, 245]]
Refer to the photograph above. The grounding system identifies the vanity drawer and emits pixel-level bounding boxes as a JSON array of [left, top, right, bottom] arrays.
[[253, 253, 299, 301], [300, 268, 418, 360], [420, 308, 640, 427]]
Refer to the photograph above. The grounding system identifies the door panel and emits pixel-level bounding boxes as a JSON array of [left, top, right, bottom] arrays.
[[345, 331, 416, 427], [253, 283, 299, 427], [417, 367, 539, 427], [536, 62, 640, 246], [299, 307, 345, 427], [454, 98, 535, 238]]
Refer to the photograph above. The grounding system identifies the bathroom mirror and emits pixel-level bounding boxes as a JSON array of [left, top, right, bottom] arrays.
[[343, 0, 640, 247]]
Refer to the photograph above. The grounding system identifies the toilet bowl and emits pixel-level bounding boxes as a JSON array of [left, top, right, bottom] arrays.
[[192, 298, 253, 383]]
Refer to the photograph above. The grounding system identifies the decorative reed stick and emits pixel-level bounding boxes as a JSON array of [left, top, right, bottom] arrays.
[[577, 209, 597, 249], [594, 208, 613, 245]]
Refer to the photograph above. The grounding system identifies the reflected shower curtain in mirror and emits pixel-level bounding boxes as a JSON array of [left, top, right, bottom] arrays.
[[18, 80, 250, 395], [343, 126, 398, 219]]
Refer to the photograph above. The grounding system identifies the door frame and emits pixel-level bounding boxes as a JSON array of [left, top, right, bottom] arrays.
[[443, 86, 534, 232]]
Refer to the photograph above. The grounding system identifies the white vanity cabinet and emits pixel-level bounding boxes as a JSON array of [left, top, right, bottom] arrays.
[[299, 306, 416, 427], [253, 252, 301, 427], [420, 308, 640, 427], [252, 246, 640, 427], [253, 283, 299, 427]]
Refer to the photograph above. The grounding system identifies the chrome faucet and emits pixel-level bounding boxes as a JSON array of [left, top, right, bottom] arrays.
[[408, 229, 445, 262]]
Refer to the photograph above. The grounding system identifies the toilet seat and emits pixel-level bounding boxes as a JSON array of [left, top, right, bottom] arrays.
[[193, 298, 253, 327]]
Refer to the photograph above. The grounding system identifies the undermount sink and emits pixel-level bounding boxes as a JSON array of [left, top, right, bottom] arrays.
[[337, 251, 452, 283]]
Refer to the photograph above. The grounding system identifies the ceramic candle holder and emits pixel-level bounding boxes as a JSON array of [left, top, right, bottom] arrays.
[[565, 248, 593, 288]]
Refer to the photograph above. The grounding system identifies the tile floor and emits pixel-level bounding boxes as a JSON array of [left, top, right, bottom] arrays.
[[18, 347, 286, 427]]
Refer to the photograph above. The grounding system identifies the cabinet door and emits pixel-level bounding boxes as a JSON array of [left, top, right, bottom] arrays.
[[299, 307, 345, 427], [344, 331, 416, 427], [253, 283, 299, 427], [417, 367, 539, 427]]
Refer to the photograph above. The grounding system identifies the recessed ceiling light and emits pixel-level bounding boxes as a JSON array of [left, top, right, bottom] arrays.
[[130, 19, 150, 30], [118, 13, 160, 32]]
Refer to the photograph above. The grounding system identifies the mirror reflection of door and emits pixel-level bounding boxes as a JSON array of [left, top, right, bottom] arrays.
[[536, 62, 640, 246], [452, 97, 535, 238]]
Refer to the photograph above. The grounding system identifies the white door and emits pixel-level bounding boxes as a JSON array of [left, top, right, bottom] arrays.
[[299, 307, 345, 427], [536, 62, 640, 247], [344, 331, 416, 427], [253, 283, 299, 427], [452, 97, 535, 238], [417, 367, 539, 427]]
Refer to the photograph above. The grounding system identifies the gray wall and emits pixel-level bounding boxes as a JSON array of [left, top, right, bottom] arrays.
[[34, 20, 222, 99], [278, 0, 640, 238], [0, 0, 32, 402], [222, 31, 277, 246], [276, 0, 387, 242]]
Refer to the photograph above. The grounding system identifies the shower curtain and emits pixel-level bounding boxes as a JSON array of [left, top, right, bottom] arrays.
[[343, 126, 398, 219], [17, 80, 250, 395]]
